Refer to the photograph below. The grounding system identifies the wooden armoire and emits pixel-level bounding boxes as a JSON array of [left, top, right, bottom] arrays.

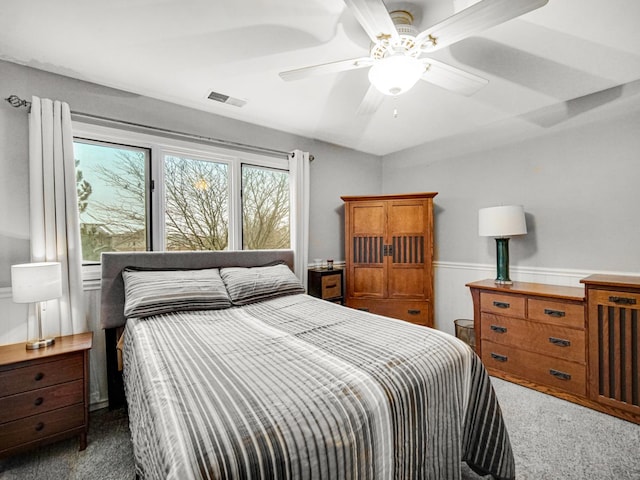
[[341, 192, 437, 327]]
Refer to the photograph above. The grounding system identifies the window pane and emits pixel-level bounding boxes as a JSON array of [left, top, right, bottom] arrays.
[[164, 155, 229, 251], [242, 165, 290, 250], [74, 140, 149, 262]]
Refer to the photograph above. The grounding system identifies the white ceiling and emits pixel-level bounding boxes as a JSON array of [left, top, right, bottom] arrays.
[[2, 0, 640, 156]]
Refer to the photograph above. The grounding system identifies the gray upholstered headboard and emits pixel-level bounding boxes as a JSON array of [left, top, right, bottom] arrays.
[[100, 249, 295, 330]]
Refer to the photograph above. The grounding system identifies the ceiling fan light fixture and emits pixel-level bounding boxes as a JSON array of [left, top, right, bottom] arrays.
[[368, 55, 424, 96]]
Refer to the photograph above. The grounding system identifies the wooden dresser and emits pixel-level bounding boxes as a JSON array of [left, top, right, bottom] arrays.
[[0, 332, 93, 457], [469, 279, 640, 424], [468, 280, 587, 398], [341, 192, 437, 327]]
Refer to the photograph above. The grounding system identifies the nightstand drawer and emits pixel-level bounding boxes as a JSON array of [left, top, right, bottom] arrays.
[[0, 379, 84, 424], [482, 341, 586, 396], [321, 274, 342, 299], [481, 314, 586, 364], [0, 403, 85, 452], [528, 298, 584, 329], [308, 268, 344, 304], [0, 353, 83, 397], [480, 293, 525, 318]]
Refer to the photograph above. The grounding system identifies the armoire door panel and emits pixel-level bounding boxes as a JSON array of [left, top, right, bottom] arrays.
[[391, 235, 425, 264], [351, 203, 385, 235], [352, 236, 384, 264], [387, 202, 425, 234], [351, 267, 385, 298], [388, 267, 425, 298]]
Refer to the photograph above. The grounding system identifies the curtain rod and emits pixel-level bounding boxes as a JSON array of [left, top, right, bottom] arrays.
[[5, 94, 291, 158]]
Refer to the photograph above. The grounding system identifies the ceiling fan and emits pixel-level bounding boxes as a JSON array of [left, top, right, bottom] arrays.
[[279, 0, 549, 114]]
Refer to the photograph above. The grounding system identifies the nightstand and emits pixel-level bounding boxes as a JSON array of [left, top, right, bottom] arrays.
[[0, 332, 93, 457], [308, 267, 344, 304]]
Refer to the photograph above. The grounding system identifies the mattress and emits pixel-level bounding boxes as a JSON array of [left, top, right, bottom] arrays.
[[123, 293, 514, 479]]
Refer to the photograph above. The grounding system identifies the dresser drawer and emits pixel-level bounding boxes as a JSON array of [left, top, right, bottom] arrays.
[[0, 353, 83, 397], [0, 403, 85, 452], [481, 314, 586, 364], [0, 379, 84, 424], [321, 274, 342, 299], [480, 293, 525, 318], [528, 298, 585, 329], [482, 341, 586, 396], [590, 289, 640, 308]]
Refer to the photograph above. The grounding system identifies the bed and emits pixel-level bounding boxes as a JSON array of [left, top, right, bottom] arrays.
[[100, 249, 515, 480]]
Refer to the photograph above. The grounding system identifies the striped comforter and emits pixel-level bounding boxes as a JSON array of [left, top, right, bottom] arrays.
[[123, 294, 514, 480]]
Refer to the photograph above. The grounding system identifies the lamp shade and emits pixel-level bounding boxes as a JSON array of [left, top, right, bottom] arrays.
[[479, 205, 527, 237], [368, 55, 425, 96], [11, 262, 62, 303]]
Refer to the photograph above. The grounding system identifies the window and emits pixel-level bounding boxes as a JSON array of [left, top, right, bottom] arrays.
[[242, 165, 290, 250], [163, 155, 229, 251], [72, 124, 291, 264], [74, 140, 150, 262]]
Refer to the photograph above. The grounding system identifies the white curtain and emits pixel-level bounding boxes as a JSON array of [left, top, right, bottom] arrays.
[[289, 150, 311, 289], [28, 96, 86, 337]]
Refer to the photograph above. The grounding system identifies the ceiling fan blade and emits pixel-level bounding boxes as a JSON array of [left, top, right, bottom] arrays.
[[279, 57, 372, 82], [416, 0, 548, 52], [344, 0, 399, 44], [356, 84, 385, 116], [421, 58, 488, 96]]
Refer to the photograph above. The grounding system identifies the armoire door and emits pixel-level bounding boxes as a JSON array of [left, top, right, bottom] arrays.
[[386, 198, 432, 300], [346, 200, 386, 299]]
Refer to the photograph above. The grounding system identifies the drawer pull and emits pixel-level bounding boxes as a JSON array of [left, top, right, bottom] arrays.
[[609, 296, 637, 305], [35, 422, 45, 432], [544, 308, 565, 318], [490, 325, 507, 334], [407, 309, 421, 315], [493, 301, 510, 309], [549, 337, 571, 347], [325, 284, 337, 289], [34, 397, 44, 406], [490, 353, 508, 362], [549, 369, 571, 381], [357, 308, 370, 312], [34, 372, 45, 381]]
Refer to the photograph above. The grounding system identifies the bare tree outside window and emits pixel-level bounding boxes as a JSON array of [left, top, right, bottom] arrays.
[[242, 165, 290, 250], [164, 156, 229, 251], [75, 142, 148, 262]]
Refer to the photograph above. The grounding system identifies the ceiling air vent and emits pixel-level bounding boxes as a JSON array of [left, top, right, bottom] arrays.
[[207, 90, 246, 107]]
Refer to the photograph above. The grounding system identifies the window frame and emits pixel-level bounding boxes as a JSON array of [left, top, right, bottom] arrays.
[[72, 122, 291, 279]]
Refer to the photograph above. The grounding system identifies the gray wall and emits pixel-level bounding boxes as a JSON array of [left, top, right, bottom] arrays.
[[0, 59, 381, 287], [382, 97, 640, 273]]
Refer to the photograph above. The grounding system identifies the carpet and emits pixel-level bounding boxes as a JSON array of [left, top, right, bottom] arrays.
[[0, 407, 134, 479]]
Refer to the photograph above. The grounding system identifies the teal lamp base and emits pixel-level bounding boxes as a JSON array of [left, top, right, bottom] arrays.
[[494, 237, 512, 285]]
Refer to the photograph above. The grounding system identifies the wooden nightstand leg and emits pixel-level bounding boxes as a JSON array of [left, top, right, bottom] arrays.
[[79, 432, 87, 451]]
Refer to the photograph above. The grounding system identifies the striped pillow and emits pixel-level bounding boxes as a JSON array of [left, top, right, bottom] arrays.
[[122, 268, 231, 318], [220, 264, 305, 305]]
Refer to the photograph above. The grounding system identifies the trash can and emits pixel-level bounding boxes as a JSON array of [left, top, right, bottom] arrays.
[[454, 319, 476, 353]]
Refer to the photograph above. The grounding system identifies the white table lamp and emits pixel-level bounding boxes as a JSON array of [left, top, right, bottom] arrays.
[[479, 205, 527, 285], [11, 262, 62, 350]]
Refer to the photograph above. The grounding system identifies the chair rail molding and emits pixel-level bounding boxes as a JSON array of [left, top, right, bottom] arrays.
[[1, 262, 636, 410], [432, 261, 637, 336]]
